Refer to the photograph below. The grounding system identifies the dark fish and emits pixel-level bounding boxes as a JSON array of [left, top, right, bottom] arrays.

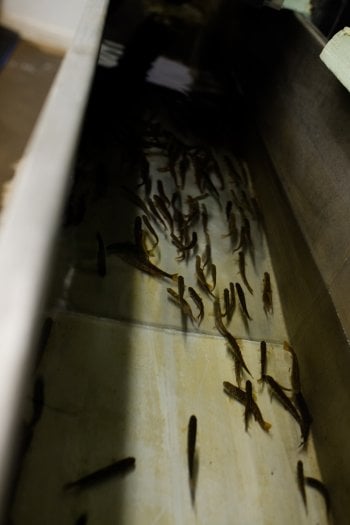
[[251, 197, 264, 224], [171, 232, 197, 261], [224, 212, 239, 251], [259, 341, 267, 382], [233, 225, 248, 254], [185, 196, 201, 227], [96, 232, 106, 277], [224, 155, 244, 186], [107, 242, 177, 281], [187, 415, 197, 504], [147, 197, 167, 230], [75, 514, 88, 525], [179, 154, 190, 189], [243, 218, 253, 250], [153, 194, 174, 232], [167, 288, 195, 324], [263, 272, 273, 315], [263, 375, 301, 424], [202, 232, 211, 268], [213, 300, 251, 376], [142, 214, 159, 250], [225, 201, 233, 222], [284, 341, 301, 392], [235, 282, 252, 320], [223, 288, 231, 320], [209, 152, 225, 190], [178, 275, 185, 302], [157, 180, 170, 207], [201, 203, 209, 235], [121, 185, 150, 217], [244, 380, 254, 431], [213, 298, 227, 337], [232, 352, 243, 387], [297, 460, 307, 509], [241, 190, 255, 218], [229, 282, 236, 317], [305, 477, 330, 515], [211, 263, 217, 292], [238, 251, 253, 295], [188, 287, 204, 326], [196, 255, 215, 297], [133, 217, 144, 254], [30, 376, 44, 428], [295, 392, 313, 447], [34, 317, 53, 370], [137, 154, 151, 196], [223, 381, 271, 432], [64, 457, 135, 491]]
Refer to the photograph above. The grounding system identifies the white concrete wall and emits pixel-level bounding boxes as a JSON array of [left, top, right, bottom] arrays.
[[0, 0, 89, 50]]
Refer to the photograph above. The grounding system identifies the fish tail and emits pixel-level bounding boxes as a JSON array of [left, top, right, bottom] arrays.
[[263, 421, 272, 432]]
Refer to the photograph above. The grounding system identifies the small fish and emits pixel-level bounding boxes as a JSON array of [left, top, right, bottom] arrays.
[[142, 214, 159, 251], [297, 460, 307, 509], [209, 152, 225, 190], [223, 288, 231, 320], [229, 282, 236, 316], [243, 217, 253, 249], [263, 375, 301, 424], [295, 391, 312, 447], [213, 298, 227, 336], [225, 201, 233, 222], [260, 341, 267, 382], [185, 196, 201, 227], [211, 263, 217, 291], [213, 300, 251, 376], [305, 476, 330, 515], [171, 232, 197, 261], [244, 380, 254, 431], [263, 272, 273, 315], [147, 197, 167, 230], [64, 457, 136, 491], [196, 255, 215, 297], [201, 203, 209, 235], [107, 242, 177, 281], [232, 352, 243, 387], [179, 154, 190, 189], [284, 341, 301, 392], [137, 154, 151, 196], [75, 514, 88, 525], [30, 376, 44, 428], [188, 287, 204, 326], [34, 317, 53, 369], [224, 212, 239, 250], [238, 251, 253, 295], [251, 197, 264, 224], [153, 194, 174, 232], [235, 283, 252, 320], [96, 232, 106, 277], [167, 288, 195, 324], [233, 225, 248, 254], [133, 217, 144, 254], [121, 185, 150, 217], [224, 155, 243, 186], [187, 415, 197, 504], [157, 180, 170, 207], [202, 233, 212, 268], [178, 275, 185, 302], [223, 381, 271, 432]]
